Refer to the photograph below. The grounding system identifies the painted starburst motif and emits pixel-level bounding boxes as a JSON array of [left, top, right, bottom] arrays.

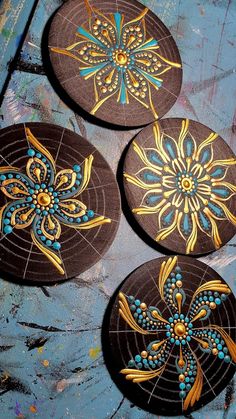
[[118, 256, 236, 411], [124, 119, 236, 253], [51, 0, 181, 118], [0, 128, 111, 275]]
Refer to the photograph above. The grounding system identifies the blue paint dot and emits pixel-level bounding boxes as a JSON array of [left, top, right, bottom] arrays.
[[46, 240, 52, 246], [76, 217, 81, 223], [88, 210, 94, 218], [135, 299, 140, 306], [179, 391, 186, 399], [48, 187, 53, 192], [128, 360, 135, 367], [41, 236, 46, 241], [49, 209, 55, 214], [54, 204, 59, 210], [36, 209, 41, 214], [221, 293, 227, 301], [41, 183, 46, 189], [166, 332, 171, 337], [187, 336, 191, 342], [75, 180, 80, 185], [176, 273, 182, 280], [180, 314, 184, 319], [136, 308, 141, 314], [37, 230, 42, 235], [77, 173, 82, 179], [54, 198, 59, 203], [30, 204, 36, 209], [224, 356, 231, 363], [181, 339, 186, 345], [186, 384, 191, 391], [169, 317, 173, 323], [3, 219, 10, 225], [4, 225, 12, 234], [175, 340, 180, 346], [35, 184, 40, 190], [215, 298, 221, 305], [215, 338, 220, 344], [83, 215, 89, 222], [53, 192, 57, 197], [188, 323, 193, 328], [135, 355, 141, 363], [43, 210, 48, 216], [170, 338, 175, 344], [69, 217, 74, 223], [8, 174, 13, 179], [27, 149, 35, 157], [0, 175, 6, 181], [53, 242, 61, 250], [36, 153, 41, 158], [179, 383, 185, 390], [218, 351, 224, 360], [185, 377, 190, 383], [73, 165, 81, 173], [26, 197, 33, 202], [174, 314, 179, 319], [217, 344, 222, 350]]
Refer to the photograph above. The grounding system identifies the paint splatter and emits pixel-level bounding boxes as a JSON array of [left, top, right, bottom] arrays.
[[29, 404, 37, 413], [42, 360, 49, 367], [89, 346, 101, 360]]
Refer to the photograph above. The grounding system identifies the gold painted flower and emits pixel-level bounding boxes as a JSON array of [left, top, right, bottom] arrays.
[[0, 128, 111, 275], [124, 119, 236, 253], [51, 0, 181, 118], [118, 256, 236, 411]]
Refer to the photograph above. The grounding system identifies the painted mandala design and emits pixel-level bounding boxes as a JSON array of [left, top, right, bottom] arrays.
[[0, 128, 111, 275], [51, 0, 181, 118], [118, 256, 236, 411], [124, 119, 236, 253]]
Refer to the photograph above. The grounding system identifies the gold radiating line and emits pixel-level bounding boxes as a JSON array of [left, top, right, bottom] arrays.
[[118, 292, 151, 335], [196, 132, 218, 160], [158, 256, 177, 300], [25, 128, 56, 171], [120, 364, 165, 383], [183, 357, 203, 410], [178, 119, 189, 158], [192, 280, 231, 301], [31, 231, 64, 275]]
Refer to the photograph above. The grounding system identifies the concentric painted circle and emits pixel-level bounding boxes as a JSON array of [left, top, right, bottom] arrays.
[[105, 256, 236, 416], [123, 118, 236, 255], [0, 123, 120, 283], [48, 0, 182, 127]]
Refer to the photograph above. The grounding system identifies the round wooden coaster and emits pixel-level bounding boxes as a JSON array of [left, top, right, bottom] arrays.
[[48, 0, 182, 127], [0, 123, 120, 283], [123, 118, 236, 255], [105, 256, 236, 416]]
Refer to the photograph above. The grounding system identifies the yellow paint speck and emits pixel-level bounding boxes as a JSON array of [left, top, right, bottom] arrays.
[[42, 359, 49, 367], [37, 346, 43, 353], [29, 405, 37, 413], [89, 346, 100, 360]]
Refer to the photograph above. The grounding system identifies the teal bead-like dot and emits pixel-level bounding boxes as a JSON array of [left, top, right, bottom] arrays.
[[26, 197, 33, 202], [174, 314, 179, 319], [29, 188, 34, 194], [8, 174, 13, 179], [135, 299, 140, 306], [73, 165, 81, 173], [128, 360, 135, 367], [217, 344, 223, 350], [69, 217, 74, 223], [30, 204, 35, 209], [221, 293, 227, 301], [179, 383, 185, 390], [176, 273, 182, 280], [41, 183, 46, 189], [224, 355, 231, 363], [130, 305, 136, 311], [136, 308, 141, 314], [42, 210, 48, 216], [35, 184, 40, 190], [88, 210, 94, 218], [4, 225, 12, 234], [215, 298, 221, 305], [0, 175, 6, 181], [41, 236, 46, 241], [54, 198, 59, 203], [179, 391, 186, 399], [54, 204, 59, 209], [76, 217, 81, 223], [170, 338, 175, 344], [36, 153, 41, 158], [3, 219, 10, 225], [186, 384, 191, 391], [46, 240, 52, 246], [175, 340, 180, 346], [36, 209, 41, 214], [37, 229, 42, 235], [218, 351, 224, 359], [53, 242, 61, 250], [83, 215, 88, 222], [27, 149, 35, 157], [135, 355, 141, 363]]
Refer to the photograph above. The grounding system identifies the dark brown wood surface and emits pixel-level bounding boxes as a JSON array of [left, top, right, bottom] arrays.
[[123, 118, 236, 255], [48, 0, 182, 127], [105, 256, 236, 416], [0, 123, 120, 283]]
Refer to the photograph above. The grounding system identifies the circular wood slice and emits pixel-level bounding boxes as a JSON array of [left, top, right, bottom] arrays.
[[106, 256, 236, 416], [123, 118, 236, 255], [0, 123, 120, 283], [48, 0, 182, 127]]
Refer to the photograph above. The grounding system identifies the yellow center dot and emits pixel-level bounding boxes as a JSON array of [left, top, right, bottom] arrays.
[[174, 322, 186, 337], [181, 177, 193, 191], [37, 192, 51, 207], [116, 51, 127, 65]]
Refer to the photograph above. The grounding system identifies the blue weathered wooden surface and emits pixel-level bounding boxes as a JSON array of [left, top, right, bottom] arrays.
[[0, 0, 235, 418]]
